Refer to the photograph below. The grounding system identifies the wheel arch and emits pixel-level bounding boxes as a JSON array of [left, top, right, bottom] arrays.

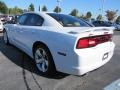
[[32, 41, 56, 70], [32, 41, 54, 60]]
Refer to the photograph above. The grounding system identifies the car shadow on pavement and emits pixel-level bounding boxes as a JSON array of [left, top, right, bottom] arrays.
[[0, 35, 69, 80]]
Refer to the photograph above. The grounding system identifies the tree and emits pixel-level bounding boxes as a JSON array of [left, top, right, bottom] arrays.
[[23, 9, 28, 13], [96, 14, 103, 21], [78, 14, 86, 19], [28, 3, 35, 11], [53, 6, 61, 13], [105, 10, 118, 22], [8, 8, 12, 14], [85, 12, 92, 20], [0, 1, 8, 14], [8, 6, 23, 15], [79, 14, 84, 19], [116, 16, 120, 24], [69, 9, 78, 17], [14, 6, 23, 14], [42, 5, 48, 12]]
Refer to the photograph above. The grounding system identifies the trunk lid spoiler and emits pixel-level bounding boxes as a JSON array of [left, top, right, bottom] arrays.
[[65, 27, 115, 35]]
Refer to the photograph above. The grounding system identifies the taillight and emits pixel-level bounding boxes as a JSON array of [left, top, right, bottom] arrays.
[[76, 34, 112, 49]]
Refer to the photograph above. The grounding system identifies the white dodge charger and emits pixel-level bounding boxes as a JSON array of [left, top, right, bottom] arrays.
[[3, 12, 115, 75]]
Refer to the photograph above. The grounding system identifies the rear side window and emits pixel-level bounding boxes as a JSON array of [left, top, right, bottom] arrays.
[[25, 14, 44, 26], [48, 13, 90, 27], [92, 21, 101, 26], [18, 14, 28, 25]]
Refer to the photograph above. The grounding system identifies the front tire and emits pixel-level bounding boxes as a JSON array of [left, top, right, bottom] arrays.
[[3, 30, 9, 45], [34, 44, 56, 75]]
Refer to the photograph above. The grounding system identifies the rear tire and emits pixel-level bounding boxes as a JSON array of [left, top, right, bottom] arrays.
[[33, 44, 56, 75], [3, 30, 9, 45]]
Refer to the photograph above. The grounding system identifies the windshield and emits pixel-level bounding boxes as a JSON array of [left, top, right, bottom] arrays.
[[47, 13, 90, 27]]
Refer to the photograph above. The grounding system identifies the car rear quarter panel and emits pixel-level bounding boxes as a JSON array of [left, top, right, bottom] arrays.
[[30, 28, 79, 71]]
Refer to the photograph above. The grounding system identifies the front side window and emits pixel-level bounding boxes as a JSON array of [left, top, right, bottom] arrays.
[[25, 14, 44, 26], [18, 14, 28, 25], [48, 13, 90, 27]]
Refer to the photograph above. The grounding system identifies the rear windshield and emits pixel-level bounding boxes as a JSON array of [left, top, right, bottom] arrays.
[[47, 13, 90, 27], [102, 21, 112, 26]]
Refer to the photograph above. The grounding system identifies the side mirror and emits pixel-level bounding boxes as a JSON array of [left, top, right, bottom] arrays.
[[12, 19, 17, 24], [10, 16, 18, 24]]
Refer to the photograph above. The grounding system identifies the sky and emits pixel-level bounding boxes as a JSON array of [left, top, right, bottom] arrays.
[[1, 0, 120, 18]]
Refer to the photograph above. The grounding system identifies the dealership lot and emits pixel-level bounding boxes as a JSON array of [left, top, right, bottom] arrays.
[[0, 31, 120, 90]]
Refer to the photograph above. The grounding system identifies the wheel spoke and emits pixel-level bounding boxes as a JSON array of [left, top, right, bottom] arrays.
[[45, 60, 48, 66], [36, 58, 43, 64], [36, 50, 42, 58], [42, 50, 46, 58], [41, 62, 46, 72]]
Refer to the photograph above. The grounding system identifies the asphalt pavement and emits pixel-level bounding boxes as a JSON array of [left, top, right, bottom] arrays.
[[0, 31, 120, 90]]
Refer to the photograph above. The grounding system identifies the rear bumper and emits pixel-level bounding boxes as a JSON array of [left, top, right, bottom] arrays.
[[71, 50, 113, 75], [75, 42, 115, 75], [57, 42, 115, 75]]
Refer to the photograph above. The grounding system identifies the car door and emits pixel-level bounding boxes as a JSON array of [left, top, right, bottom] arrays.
[[16, 13, 44, 55], [13, 14, 28, 50]]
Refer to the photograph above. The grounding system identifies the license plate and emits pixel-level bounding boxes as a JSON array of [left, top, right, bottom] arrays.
[[102, 53, 109, 60]]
